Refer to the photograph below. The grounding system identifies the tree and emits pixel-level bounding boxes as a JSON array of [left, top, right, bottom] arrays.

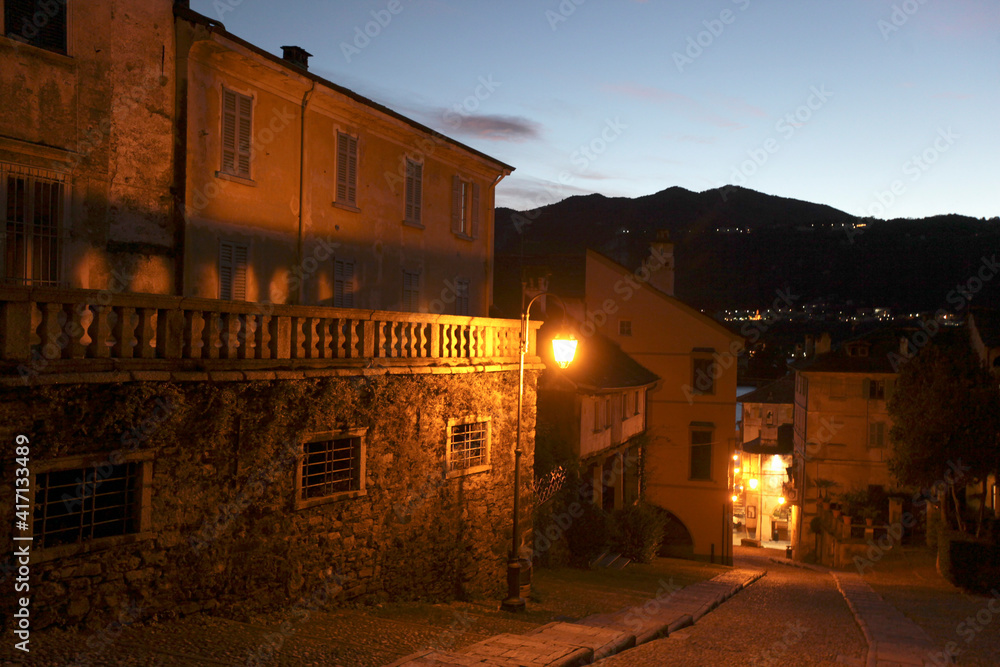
[[887, 338, 1000, 536]]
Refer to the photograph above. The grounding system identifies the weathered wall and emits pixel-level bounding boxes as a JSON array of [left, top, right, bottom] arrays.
[[0, 369, 537, 631]]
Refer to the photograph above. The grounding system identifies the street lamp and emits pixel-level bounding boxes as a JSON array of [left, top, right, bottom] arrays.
[[501, 292, 577, 612]]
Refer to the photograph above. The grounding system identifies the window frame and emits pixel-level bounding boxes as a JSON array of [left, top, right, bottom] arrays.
[[402, 269, 420, 312], [28, 451, 154, 563], [618, 320, 632, 336], [691, 355, 716, 396], [689, 428, 713, 481], [333, 257, 355, 308], [446, 416, 491, 478], [335, 131, 359, 209], [3, 0, 68, 55], [219, 240, 249, 301], [295, 428, 368, 510], [451, 175, 479, 239], [867, 421, 886, 449], [454, 278, 470, 316], [219, 87, 253, 181], [404, 158, 423, 227], [1, 163, 66, 287]]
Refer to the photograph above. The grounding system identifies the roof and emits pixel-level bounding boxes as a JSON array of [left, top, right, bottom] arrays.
[[743, 424, 794, 455], [738, 374, 794, 405], [174, 6, 514, 174], [538, 322, 659, 392], [792, 327, 910, 375]]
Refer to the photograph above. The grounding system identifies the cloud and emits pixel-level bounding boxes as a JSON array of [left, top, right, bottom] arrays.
[[602, 83, 745, 129], [443, 113, 543, 141]]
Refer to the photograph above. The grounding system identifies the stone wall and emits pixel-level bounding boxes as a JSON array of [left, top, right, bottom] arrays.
[[0, 368, 536, 631]]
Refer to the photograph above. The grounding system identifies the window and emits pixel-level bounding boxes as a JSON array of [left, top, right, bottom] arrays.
[[593, 397, 601, 432], [296, 430, 366, 508], [690, 429, 713, 480], [402, 270, 420, 311], [766, 410, 775, 426], [454, 279, 470, 316], [868, 422, 886, 448], [4, 0, 67, 54], [692, 357, 715, 395], [336, 132, 358, 207], [452, 176, 479, 238], [622, 393, 629, 421], [334, 258, 355, 308], [605, 397, 611, 429], [634, 390, 640, 415], [219, 241, 248, 301], [404, 159, 422, 225], [866, 379, 885, 400], [447, 418, 491, 477], [619, 320, 632, 336], [221, 88, 252, 179], [2, 165, 63, 286], [32, 453, 153, 550]]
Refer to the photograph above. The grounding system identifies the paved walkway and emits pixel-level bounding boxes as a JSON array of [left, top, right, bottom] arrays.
[[387, 568, 766, 666]]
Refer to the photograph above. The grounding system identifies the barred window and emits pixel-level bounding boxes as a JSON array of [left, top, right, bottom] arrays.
[[5, 0, 67, 54], [447, 418, 490, 476], [32, 454, 153, 550], [2, 164, 64, 286], [297, 430, 366, 508]]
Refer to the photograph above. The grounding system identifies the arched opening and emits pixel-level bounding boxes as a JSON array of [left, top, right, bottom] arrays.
[[654, 508, 695, 559]]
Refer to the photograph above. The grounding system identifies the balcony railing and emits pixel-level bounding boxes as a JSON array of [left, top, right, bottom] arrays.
[[0, 287, 535, 375]]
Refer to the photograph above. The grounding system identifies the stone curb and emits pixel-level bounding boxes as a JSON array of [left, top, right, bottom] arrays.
[[831, 571, 947, 667], [385, 568, 766, 666]]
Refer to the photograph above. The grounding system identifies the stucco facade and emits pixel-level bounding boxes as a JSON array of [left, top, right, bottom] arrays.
[[581, 250, 743, 563]]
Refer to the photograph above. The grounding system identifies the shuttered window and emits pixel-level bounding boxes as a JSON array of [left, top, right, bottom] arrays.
[[454, 279, 469, 316], [334, 259, 355, 308], [868, 422, 886, 448], [336, 132, 358, 206], [404, 159, 422, 224], [219, 241, 248, 301], [221, 88, 252, 178], [402, 270, 420, 312], [451, 176, 480, 238], [5, 0, 67, 54]]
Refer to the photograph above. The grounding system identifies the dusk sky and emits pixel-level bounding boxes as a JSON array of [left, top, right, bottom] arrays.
[[192, 0, 1000, 220]]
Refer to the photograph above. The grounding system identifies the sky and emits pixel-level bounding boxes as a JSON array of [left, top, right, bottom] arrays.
[[192, 0, 1000, 220]]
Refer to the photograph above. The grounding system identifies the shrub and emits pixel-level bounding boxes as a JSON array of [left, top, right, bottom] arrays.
[[565, 500, 611, 566], [611, 503, 667, 564]]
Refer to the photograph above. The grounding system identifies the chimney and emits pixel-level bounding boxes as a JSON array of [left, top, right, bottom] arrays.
[[815, 332, 832, 355], [281, 45, 312, 70], [646, 229, 675, 296]]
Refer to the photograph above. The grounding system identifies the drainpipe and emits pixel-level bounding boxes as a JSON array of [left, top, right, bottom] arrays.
[[296, 80, 316, 305]]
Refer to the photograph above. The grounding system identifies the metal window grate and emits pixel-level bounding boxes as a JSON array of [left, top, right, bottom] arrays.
[[449, 421, 488, 472], [33, 463, 139, 549], [301, 437, 360, 499], [3, 168, 63, 286]]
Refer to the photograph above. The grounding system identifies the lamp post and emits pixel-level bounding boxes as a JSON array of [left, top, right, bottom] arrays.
[[501, 292, 576, 612]]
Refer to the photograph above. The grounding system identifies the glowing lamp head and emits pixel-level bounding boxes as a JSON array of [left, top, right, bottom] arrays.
[[779, 496, 786, 505], [733, 467, 740, 474], [551, 334, 578, 369], [748, 478, 759, 490], [731, 495, 738, 503]]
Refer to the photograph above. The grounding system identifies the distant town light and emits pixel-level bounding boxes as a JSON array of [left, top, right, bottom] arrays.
[[778, 496, 786, 505], [732, 495, 738, 503], [733, 467, 740, 474]]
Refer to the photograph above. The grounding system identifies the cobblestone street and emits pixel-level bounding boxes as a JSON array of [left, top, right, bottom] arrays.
[[595, 548, 868, 667]]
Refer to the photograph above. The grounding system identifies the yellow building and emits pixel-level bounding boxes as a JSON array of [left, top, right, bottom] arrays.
[[174, 7, 511, 313], [790, 334, 898, 561], [575, 247, 743, 564]]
